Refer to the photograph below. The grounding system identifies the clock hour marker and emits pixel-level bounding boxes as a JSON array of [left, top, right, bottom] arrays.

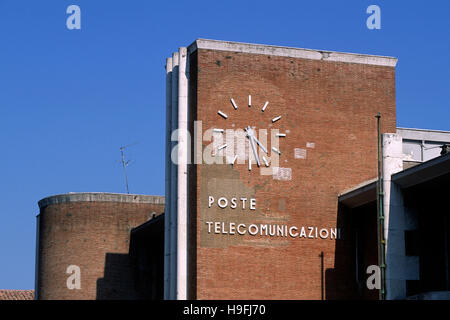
[[231, 155, 238, 166], [248, 95, 251, 107], [230, 98, 238, 110], [262, 156, 269, 167], [248, 158, 252, 171], [272, 116, 282, 123], [213, 128, 224, 133], [262, 101, 269, 112], [218, 110, 228, 119], [272, 147, 281, 155], [218, 144, 227, 150], [276, 133, 286, 137]]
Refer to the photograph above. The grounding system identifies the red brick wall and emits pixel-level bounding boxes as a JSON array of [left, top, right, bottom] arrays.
[[189, 48, 396, 299], [37, 198, 164, 300]]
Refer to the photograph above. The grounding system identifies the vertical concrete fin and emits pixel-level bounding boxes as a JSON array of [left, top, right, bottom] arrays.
[[164, 57, 173, 300], [177, 47, 189, 300], [382, 133, 408, 300], [170, 52, 180, 300]]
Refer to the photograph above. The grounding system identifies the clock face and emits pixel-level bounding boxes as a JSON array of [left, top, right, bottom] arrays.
[[214, 94, 286, 171]]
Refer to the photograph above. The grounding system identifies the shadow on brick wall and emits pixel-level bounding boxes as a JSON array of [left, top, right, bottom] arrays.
[[324, 203, 360, 299], [96, 253, 139, 300], [325, 202, 379, 300], [96, 215, 164, 300]]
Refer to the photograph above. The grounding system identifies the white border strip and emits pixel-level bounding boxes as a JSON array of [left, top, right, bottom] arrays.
[[177, 47, 189, 300], [188, 39, 397, 67]]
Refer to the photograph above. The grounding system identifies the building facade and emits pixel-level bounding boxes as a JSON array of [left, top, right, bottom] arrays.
[[35, 193, 164, 300], [32, 39, 450, 300], [165, 39, 397, 299], [340, 128, 450, 300]]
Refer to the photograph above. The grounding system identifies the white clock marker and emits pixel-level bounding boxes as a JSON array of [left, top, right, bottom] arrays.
[[248, 95, 251, 107], [248, 158, 252, 171], [262, 101, 269, 112], [213, 128, 224, 133], [262, 156, 269, 167], [272, 116, 282, 123], [272, 147, 281, 155], [276, 133, 286, 137], [230, 98, 238, 110], [218, 110, 228, 119], [231, 155, 238, 166], [218, 144, 227, 150]]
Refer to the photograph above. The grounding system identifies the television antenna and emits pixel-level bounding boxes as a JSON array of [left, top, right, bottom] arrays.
[[119, 142, 139, 194]]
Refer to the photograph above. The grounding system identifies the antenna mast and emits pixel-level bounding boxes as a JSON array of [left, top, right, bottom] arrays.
[[119, 142, 138, 194]]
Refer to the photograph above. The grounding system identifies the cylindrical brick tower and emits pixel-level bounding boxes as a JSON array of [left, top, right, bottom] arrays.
[[35, 193, 164, 300]]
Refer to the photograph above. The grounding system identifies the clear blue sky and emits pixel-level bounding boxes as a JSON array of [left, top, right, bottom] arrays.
[[0, 0, 449, 289]]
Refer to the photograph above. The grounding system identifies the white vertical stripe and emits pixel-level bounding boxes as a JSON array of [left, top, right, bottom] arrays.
[[177, 47, 189, 300]]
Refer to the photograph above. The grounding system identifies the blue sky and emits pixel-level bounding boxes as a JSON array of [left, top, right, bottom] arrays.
[[0, 0, 449, 289]]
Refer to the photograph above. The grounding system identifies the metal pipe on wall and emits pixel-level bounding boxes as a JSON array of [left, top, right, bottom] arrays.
[[376, 112, 387, 300]]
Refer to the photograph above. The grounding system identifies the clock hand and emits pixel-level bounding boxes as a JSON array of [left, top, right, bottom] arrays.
[[253, 136, 268, 154], [249, 135, 260, 167], [246, 127, 260, 167]]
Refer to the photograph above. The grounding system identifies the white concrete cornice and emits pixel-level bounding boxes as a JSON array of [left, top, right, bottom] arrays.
[[187, 38, 398, 67], [38, 192, 165, 209]]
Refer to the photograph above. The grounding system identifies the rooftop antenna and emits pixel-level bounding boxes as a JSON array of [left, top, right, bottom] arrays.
[[119, 142, 138, 194]]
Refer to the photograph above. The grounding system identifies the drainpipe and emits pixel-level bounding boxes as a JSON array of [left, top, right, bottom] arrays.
[[376, 113, 387, 300]]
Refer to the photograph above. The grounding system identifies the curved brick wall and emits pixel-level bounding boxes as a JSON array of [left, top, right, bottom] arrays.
[[36, 193, 164, 300]]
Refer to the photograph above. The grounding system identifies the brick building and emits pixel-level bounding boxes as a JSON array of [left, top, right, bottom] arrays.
[[31, 39, 450, 300], [165, 39, 450, 300], [165, 39, 397, 300], [35, 193, 164, 300]]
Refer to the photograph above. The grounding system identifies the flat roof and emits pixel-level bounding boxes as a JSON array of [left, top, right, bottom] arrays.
[[397, 127, 450, 142], [38, 192, 165, 209], [338, 153, 450, 208], [187, 39, 398, 67], [338, 178, 377, 208], [392, 152, 450, 188]]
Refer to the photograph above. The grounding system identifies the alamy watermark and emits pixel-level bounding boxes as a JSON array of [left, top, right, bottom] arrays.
[[170, 121, 282, 176], [366, 265, 381, 290], [66, 265, 81, 290], [366, 5, 381, 30], [66, 5, 81, 30]]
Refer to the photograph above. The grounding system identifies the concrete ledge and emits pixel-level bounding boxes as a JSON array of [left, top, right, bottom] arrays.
[[397, 127, 450, 142], [38, 192, 165, 209], [392, 152, 450, 188], [338, 178, 377, 208], [188, 39, 397, 67]]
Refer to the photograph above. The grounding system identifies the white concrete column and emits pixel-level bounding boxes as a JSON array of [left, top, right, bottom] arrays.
[[163, 57, 173, 300], [177, 47, 189, 300], [382, 133, 414, 300]]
